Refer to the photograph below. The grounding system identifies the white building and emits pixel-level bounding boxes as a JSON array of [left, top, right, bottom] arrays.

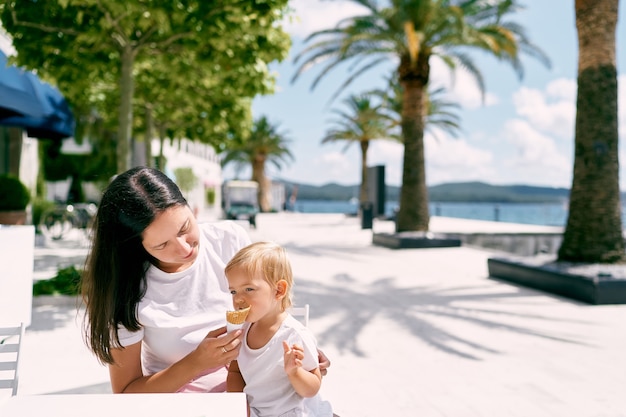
[[152, 138, 223, 220]]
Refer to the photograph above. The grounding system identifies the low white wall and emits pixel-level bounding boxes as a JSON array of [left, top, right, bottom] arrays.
[[0, 225, 34, 326]]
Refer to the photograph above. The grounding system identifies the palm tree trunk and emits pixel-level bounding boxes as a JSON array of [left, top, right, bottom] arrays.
[[252, 157, 270, 212], [396, 54, 430, 232], [558, 0, 624, 262]]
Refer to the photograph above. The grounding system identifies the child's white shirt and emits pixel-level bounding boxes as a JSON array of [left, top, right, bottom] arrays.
[[238, 315, 333, 417]]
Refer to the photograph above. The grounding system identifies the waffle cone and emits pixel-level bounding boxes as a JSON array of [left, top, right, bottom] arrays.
[[226, 306, 251, 325]]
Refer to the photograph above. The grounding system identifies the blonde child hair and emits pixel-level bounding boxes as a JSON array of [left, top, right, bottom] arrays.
[[225, 241, 293, 310]]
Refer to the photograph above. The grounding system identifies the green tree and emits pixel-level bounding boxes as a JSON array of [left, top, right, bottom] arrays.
[[221, 116, 294, 212], [293, 0, 549, 232], [321, 94, 397, 205], [0, 0, 291, 173], [557, 0, 624, 263]]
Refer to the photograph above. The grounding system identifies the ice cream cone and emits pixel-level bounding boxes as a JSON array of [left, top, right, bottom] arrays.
[[226, 306, 250, 332]]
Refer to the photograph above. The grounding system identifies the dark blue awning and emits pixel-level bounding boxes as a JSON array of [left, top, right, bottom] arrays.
[[0, 51, 75, 140]]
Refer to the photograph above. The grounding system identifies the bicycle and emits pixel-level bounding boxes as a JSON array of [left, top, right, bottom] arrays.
[[39, 202, 97, 241]]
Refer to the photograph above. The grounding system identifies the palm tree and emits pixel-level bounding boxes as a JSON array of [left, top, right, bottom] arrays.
[[293, 0, 549, 232], [373, 75, 462, 141], [321, 94, 398, 206], [221, 116, 294, 212], [557, 0, 624, 263]]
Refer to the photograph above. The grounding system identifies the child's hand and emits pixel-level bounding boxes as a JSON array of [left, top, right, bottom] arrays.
[[282, 340, 304, 375]]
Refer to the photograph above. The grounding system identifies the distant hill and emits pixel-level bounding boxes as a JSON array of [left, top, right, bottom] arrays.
[[427, 182, 570, 203], [276, 180, 573, 203]]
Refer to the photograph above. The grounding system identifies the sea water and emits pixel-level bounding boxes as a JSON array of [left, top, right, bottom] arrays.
[[292, 200, 572, 227]]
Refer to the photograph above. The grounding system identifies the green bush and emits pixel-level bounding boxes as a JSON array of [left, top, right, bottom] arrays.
[[206, 187, 216, 205], [33, 265, 82, 296], [174, 167, 198, 195], [0, 174, 31, 211]]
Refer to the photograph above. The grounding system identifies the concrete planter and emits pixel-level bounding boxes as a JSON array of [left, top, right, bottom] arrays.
[[488, 255, 626, 305], [0, 225, 35, 325], [373, 232, 462, 249], [0, 210, 27, 225]]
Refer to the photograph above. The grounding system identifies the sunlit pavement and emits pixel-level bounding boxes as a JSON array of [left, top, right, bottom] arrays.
[[20, 213, 626, 417]]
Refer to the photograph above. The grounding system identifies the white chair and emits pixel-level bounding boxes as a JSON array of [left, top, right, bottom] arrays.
[[289, 304, 310, 327], [0, 322, 25, 396]]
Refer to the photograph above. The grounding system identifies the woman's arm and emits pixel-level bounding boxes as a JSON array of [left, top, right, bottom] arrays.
[[109, 341, 205, 393], [109, 327, 242, 393], [283, 341, 322, 398]]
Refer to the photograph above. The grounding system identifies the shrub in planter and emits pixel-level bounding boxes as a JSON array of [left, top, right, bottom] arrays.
[[0, 174, 31, 224], [206, 187, 216, 206], [0, 174, 30, 210]]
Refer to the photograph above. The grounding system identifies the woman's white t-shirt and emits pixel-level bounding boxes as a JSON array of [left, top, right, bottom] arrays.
[[117, 221, 251, 392]]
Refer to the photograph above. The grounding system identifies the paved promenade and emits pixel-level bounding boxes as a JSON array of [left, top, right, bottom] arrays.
[[15, 213, 626, 416]]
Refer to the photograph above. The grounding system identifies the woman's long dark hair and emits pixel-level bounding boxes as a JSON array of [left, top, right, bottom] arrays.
[[81, 167, 187, 364]]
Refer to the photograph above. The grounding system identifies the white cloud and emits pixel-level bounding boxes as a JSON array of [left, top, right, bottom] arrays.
[[319, 134, 498, 187], [312, 150, 356, 183], [284, 0, 369, 39], [429, 58, 499, 110], [512, 81, 576, 140], [425, 133, 496, 185], [500, 119, 571, 186], [546, 78, 577, 102]]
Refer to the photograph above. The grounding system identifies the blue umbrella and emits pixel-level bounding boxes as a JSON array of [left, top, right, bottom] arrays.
[[0, 51, 48, 119], [0, 81, 75, 140], [0, 51, 75, 140]]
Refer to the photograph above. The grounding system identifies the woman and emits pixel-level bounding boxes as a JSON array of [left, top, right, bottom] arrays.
[[81, 167, 328, 393]]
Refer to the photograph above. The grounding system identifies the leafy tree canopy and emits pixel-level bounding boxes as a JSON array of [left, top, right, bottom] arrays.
[[0, 0, 291, 171]]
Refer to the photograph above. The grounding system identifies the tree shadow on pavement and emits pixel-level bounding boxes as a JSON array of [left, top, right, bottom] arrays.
[[28, 297, 82, 332], [33, 253, 87, 278], [293, 274, 593, 361]]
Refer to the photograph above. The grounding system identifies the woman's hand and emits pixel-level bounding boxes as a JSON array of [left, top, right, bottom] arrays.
[[317, 348, 331, 376], [109, 327, 243, 393], [193, 326, 243, 369]]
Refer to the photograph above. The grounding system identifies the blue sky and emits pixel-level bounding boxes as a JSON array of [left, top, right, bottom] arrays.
[[242, 0, 626, 188]]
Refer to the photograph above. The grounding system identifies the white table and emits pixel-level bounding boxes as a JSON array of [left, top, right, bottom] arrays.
[[0, 225, 34, 327], [0, 393, 247, 416]]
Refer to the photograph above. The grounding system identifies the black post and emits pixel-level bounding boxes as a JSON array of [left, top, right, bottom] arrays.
[[361, 202, 373, 229]]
